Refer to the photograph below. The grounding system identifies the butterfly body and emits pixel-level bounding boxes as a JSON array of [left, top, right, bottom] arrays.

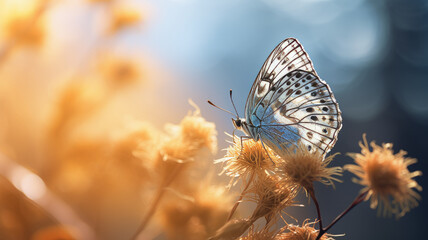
[[236, 38, 342, 157]]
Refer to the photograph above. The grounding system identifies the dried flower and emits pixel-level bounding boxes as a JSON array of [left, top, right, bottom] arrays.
[[276, 219, 335, 240], [97, 55, 141, 88], [216, 136, 277, 184], [160, 181, 233, 240], [179, 105, 218, 154], [115, 121, 159, 181], [147, 101, 217, 192], [345, 134, 422, 218], [249, 175, 298, 223], [48, 81, 106, 141], [161, 103, 217, 162], [4, 13, 46, 47], [277, 142, 342, 191], [109, 6, 142, 33]]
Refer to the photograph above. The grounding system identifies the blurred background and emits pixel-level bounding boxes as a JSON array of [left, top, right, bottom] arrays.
[[0, 0, 426, 239]]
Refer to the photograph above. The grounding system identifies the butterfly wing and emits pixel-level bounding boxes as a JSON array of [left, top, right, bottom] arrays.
[[245, 38, 316, 120], [244, 38, 341, 156], [256, 70, 342, 156]]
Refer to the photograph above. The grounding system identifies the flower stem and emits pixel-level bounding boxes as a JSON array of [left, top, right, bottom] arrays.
[[307, 184, 323, 231], [130, 184, 165, 240], [131, 163, 185, 240], [316, 190, 368, 240], [227, 172, 255, 221]]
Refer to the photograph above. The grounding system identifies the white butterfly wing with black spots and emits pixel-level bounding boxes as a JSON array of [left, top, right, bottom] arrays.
[[245, 38, 316, 118], [259, 70, 342, 155], [244, 38, 342, 156]]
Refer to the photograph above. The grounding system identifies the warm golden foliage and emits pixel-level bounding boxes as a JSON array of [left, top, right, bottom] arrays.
[[345, 134, 422, 218], [276, 220, 334, 240], [277, 142, 342, 190]]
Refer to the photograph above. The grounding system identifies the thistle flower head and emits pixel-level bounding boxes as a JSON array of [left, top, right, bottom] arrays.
[[216, 136, 277, 183], [249, 175, 298, 222], [276, 219, 335, 240], [345, 134, 422, 218], [178, 104, 218, 154], [149, 102, 218, 191], [277, 142, 342, 191], [115, 121, 159, 180]]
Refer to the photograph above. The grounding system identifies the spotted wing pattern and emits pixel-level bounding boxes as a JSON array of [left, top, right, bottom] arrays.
[[256, 70, 342, 155], [245, 38, 316, 119], [245, 38, 342, 156]]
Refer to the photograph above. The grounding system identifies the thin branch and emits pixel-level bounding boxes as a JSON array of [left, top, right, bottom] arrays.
[[307, 184, 323, 231], [130, 162, 185, 240], [130, 183, 166, 240], [316, 190, 368, 240]]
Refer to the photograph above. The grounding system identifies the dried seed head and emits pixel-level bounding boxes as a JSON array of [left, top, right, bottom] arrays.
[[161, 103, 217, 163], [276, 219, 335, 240], [216, 136, 277, 184], [249, 175, 298, 222], [345, 134, 422, 218], [277, 141, 342, 191]]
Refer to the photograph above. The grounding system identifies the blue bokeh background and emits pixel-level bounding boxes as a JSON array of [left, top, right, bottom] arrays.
[[134, 0, 427, 239]]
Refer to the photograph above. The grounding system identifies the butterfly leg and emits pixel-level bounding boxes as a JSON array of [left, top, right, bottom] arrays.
[[236, 135, 252, 160]]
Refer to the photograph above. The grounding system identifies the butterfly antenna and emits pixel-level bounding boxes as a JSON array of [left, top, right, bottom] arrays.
[[207, 100, 236, 117], [229, 89, 240, 119]]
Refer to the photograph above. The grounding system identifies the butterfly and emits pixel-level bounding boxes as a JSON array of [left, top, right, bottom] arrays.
[[210, 38, 342, 157]]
